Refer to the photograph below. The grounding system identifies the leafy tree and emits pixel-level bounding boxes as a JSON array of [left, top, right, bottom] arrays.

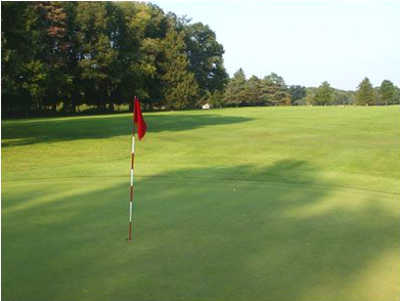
[[289, 85, 306, 103], [117, 2, 169, 111], [264, 72, 285, 87], [394, 86, 400, 104], [272, 90, 291, 106], [355, 77, 376, 105], [75, 2, 122, 111], [4, 2, 399, 116], [1, 2, 31, 115], [184, 22, 228, 96], [203, 90, 225, 108], [332, 90, 354, 105], [312, 81, 333, 105], [37, 2, 74, 112], [378, 80, 396, 105]]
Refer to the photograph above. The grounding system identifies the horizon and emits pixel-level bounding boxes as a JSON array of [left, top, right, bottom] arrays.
[[150, 0, 400, 90]]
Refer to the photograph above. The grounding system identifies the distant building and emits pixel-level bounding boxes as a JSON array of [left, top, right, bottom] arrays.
[[202, 103, 210, 110]]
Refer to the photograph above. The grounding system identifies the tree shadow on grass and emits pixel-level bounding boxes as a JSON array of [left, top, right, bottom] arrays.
[[2, 113, 252, 147], [3, 160, 399, 300]]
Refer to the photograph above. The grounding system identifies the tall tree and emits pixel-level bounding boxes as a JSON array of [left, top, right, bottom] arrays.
[[355, 77, 376, 105], [117, 2, 168, 110], [184, 22, 228, 96], [75, 2, 120, 111], [161, 27, 199, 110], [38, 2, 73, 112], [1, 2, 31, 115]]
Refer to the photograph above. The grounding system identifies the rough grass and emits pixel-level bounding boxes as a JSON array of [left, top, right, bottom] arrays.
[[2, 106, 400, 301]]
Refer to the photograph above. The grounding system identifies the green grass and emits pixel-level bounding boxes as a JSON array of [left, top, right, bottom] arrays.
[[2, 106, 400, 301]]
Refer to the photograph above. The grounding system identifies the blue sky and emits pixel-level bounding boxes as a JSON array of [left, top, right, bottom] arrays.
[[150, 0, 399, 90]]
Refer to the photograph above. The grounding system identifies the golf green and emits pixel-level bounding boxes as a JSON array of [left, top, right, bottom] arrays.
[[2, 106, 399, 300]]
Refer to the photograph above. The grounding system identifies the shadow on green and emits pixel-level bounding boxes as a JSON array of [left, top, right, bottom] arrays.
[[2, 160, 399, 300], [2, 113, 252, 147]]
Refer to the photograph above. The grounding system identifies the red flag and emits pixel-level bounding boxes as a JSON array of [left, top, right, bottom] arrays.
[[133, 96, 147, 140]]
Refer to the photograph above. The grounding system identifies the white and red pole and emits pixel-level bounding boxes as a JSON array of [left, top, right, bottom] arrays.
[[128, 98, 136, 241]]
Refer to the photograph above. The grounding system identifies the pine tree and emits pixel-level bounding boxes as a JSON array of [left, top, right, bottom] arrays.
[[262, 73, 290, 105], [223, 68, 246, 106], [161, 28, 199, 110], [355, 77, 376, 105], [243, 75, 263, 105]]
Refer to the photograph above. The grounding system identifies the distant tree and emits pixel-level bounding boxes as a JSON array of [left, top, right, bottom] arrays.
[[262, 73, 290, 105], [289, 85, 306, 103], [312, 81, 333, 105], [355, 77, 376, 105], [263, 73, 285, 89], [333, 90, 354, 105], [273, 91, 292, 105], [395, 86, 400, 104], [243, 75, 264, 105], [223, 68, 246, 106], [206, 90, 225, 108], [378, 80, 396, 105]]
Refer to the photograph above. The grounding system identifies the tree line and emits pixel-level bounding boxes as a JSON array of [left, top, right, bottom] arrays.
[[305, 78, 400, 106], [2, 1, 227, 117], [213, 69, 400, 108], [2, 2, 399, 118]]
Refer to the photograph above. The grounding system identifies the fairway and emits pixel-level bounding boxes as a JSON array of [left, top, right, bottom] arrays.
[[2, 106, 400, 300]]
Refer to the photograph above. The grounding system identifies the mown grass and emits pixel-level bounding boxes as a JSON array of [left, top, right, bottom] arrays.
[[2, 106, 400, 301]]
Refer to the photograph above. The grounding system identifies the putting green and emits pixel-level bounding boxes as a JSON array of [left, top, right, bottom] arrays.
[[2, 106, 400, 300]]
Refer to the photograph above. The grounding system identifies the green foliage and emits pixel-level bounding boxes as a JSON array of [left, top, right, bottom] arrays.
[[184, 22, 228, 95], [223, 70, 291, 107], [3, 2, 399, 116], [332, 89, 355, 105], [161, 29, 199, 109], [378, 80, 397, 105], [312, 81, 334, 105], [243, 75, 264, 105], [223, 68, 247, 106], [289, 85, 306, 104], [262, 73, 290, 106], [1, 1, 225, 117], [355, 77, 376, 105], [395, 87, 400, 104]]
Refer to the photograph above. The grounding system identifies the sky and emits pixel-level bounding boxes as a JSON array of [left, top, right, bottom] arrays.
[[150, 0, 399, 90]]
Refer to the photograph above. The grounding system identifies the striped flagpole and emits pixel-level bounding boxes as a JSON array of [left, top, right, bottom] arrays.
[[128, 97, 136, 241]]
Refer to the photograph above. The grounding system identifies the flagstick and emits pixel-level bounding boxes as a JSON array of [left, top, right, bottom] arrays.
[[129, 97, 136, 241]]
